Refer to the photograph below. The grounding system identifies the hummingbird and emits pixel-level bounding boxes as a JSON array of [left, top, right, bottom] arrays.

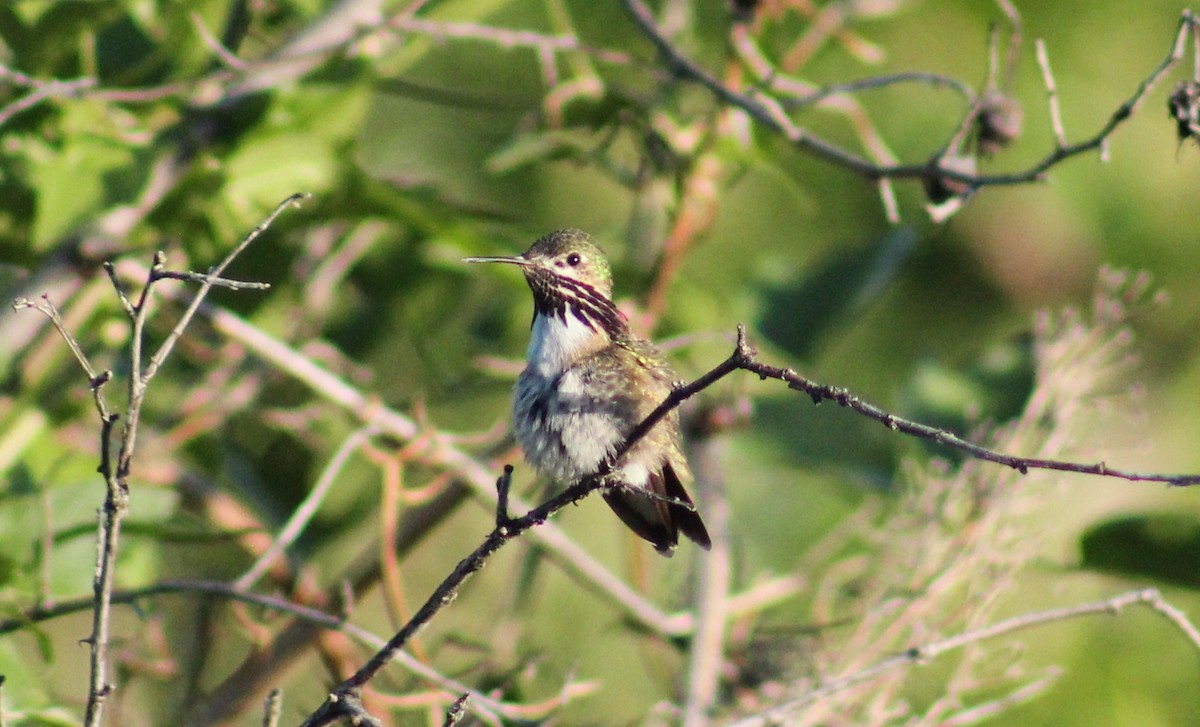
[[466, 229, 711, 556]]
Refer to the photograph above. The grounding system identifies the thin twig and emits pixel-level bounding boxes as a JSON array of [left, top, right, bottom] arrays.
[[782, 71, 976, 108], [261, 688, 283, 727], [442, 694, 470, 727], [101, 262, 136, 318], [723, 575, 805, 621], [0, 64, 40, 86], [0, 75, 97, 128], [737, 353, 1200, 485], [682, 418, 733, 727], [369, 438, 422, 638], [1035, 39, 1067, 148], [150, 269, 272, 291], [730, 588, 1200, 726], [940, 669, 1060, 726], [877, 177, 899, 224], [191, 11, 250, 71], [142, 192, 307, 382], [12, 296, 103, 382], [495, 465, 513, 525], [994, 0, 1024, 93], [986, 23, 1002, 92], [234, 427, 374, 590], [1194, 12, 1200, 81], [388, 16, 631, 66], [83, 492, 123, 727], [780, 0, 881, 69], [79, 199, 298, 725]]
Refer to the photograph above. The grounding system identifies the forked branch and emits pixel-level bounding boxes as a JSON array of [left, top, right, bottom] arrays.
[[11, 195, 303, 727], [621, 0, 1199, 193]]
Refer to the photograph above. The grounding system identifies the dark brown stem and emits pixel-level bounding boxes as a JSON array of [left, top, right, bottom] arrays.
[[261, 688, 283, 727], [735, 356, 1200, 486], [442, 694, 470, 727], [494, 464, 514, 525], [0, 579, 346, 636]]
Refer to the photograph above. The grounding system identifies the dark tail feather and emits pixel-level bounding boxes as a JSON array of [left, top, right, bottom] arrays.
[[662, 463, 711, 551], [601, 465, 711, 556], [602, 484, 678, 556]]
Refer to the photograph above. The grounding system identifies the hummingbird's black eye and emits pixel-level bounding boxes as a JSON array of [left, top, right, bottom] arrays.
[[566, 253, 582, 267]]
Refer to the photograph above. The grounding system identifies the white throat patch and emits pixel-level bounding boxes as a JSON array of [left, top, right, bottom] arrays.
[[526, 312, 602, 377]]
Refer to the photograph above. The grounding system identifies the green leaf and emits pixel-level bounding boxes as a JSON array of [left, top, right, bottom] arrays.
[[220, 84, 368, 217], [1080, 513, 1200, 589], [222, 130, 338, 215], [22, 100, 141, 249]]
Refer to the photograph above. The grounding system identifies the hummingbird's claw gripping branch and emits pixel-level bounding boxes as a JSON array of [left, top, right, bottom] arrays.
[[605, 481, 701, 513]]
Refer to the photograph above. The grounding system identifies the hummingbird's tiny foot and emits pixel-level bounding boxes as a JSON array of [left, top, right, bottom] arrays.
[[623, 485, 694, 511]]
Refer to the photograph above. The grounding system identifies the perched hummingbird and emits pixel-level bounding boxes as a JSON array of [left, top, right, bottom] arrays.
[[466, 229, 711, 556]]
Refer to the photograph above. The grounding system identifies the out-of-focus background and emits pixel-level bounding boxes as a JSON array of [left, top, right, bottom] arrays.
[[2, 1, 1200, 724]]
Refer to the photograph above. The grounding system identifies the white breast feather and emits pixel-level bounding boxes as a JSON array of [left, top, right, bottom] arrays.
[[526, 313, 598, 377], [516, 313, 628, 483]]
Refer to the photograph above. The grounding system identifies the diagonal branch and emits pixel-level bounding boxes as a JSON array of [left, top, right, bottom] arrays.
[[297, 327, 751, 726], [149, 269, 272, 291], [738, 355, 1200, 486], [142, 193, 306, 383]]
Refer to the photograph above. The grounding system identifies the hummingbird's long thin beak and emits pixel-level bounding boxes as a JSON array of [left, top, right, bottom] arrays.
[[462, 255, 529, 266]]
